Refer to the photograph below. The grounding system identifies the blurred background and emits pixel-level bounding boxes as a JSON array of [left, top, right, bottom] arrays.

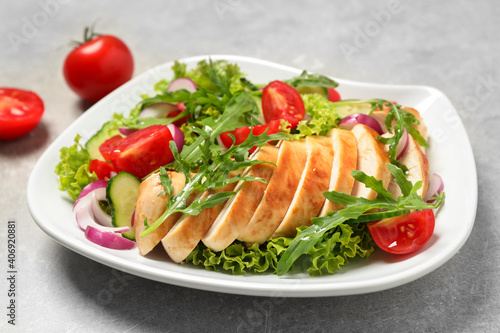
[[1, 1, 499, 332]]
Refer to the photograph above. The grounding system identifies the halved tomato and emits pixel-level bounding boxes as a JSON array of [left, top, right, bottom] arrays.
[[262, 81, 305, 129], [0, 88, 44, 140], [99, 135, 124, 161], [219, 120, 280, 153], [110, 125, 174, 179], [89, 159, 115, 180], [327, 87, 341, 102], [367, 209, 435, 254], [167, 102, 190, 127]]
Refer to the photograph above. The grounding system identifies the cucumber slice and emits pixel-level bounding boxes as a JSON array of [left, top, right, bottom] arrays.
[[86, 121, 121, 161], [106, 171, 141, 240], [296, 86, 328, 98]]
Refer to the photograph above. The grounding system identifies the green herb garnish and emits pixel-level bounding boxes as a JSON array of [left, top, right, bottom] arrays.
[[276, 163, 444, 276]]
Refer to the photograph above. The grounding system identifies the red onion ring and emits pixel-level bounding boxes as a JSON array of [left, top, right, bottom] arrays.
[[338, 113, 383, 134], [167, 123, 185, 155], [423, 173, 444, 203], [167, 78, 197, 93], [90, 191, 113, 227], [73, 180, 128, 233], [73, 180, 108, 210], [396, 128, 409, 160], [118, 127, 137, 136], [85, 226, 136, 250], [74, 197, 129, 233]]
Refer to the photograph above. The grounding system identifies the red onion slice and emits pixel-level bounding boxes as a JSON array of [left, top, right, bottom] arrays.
[[74, 198, 129, 233], [85, 226, 136, 250], [396, 128, 409, 160], [139, 103, 178, 118], [74, 180, 108, 210], [90, 191, 113, 227], [118, 127, 137, 136], [216, 135, 228, 152], [167, 123, 185, 155], [423, 173, 444, 203], [167, 78, 197, 93], [338, 113, 383, 134]]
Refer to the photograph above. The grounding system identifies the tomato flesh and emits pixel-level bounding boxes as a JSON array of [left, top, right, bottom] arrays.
[[89, 159, 115, 180], [367, 209, 435, 254], [0, 88, 44, 140], [262, 81, 305, 129], [110, 125, 174, 179], [63, 35, 134, 102], [219, 120, 280, 153], [99, 135, 124, 161], [167, 102, 191, 127], [328, 88, 341, 102]]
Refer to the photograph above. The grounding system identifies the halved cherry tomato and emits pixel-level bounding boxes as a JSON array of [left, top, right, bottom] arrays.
[[99, 135, 124, 161], [327, 87, 341, 102], [89, 159, 115, 180], [0, 88, 44, 140], [167, 102, 190, 127], [219, 120, 280, 153], [367, 209, 435, 255], [110, 125, 174, 179], [262, 81, 305, 129]]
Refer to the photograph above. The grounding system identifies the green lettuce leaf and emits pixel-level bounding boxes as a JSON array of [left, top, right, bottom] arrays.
[[294, 93, 339, 137], [185, 223, 373, 276], [54, 135, 98, 201]]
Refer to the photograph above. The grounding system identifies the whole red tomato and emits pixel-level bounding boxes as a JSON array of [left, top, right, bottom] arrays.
[[63, 29, 134, 102], [0, 88, 44, 140]]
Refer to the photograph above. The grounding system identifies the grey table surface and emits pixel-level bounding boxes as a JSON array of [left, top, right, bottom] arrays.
[[1, 0, 499, 332]]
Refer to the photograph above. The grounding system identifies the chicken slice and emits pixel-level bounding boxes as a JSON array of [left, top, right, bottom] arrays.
[[161, 180, 238, 263], [134, 171, 186, 256], [272, 136, 333, 238], [202, 145, 279, 252], [237, 140, 307, 244], [318, 128, 358, 216], [350, 124, 391, 199], [387, 135, 429, 199]]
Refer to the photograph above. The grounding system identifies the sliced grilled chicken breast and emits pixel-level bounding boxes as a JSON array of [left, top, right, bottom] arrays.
[[202, 145, 279, 252], [318, 128, 358, 216], [272, 135, 333, 238], [161, 181, 238, 263], [387, 135, 429, 199], [350, 124, 391, 199], [237, 140, 307, 244], [134, 171, 186, 256]]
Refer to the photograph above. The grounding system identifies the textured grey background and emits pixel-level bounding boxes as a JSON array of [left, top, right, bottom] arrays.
[[1, 0, 499, 332]]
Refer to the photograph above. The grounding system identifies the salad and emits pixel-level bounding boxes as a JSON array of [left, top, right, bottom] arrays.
[[55, 59, 445, 277]]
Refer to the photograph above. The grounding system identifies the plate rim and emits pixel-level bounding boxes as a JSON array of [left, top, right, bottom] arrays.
[[27, 54, 478, 297]]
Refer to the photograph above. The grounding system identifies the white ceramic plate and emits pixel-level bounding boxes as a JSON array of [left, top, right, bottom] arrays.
[[27, 55, 477, 297]]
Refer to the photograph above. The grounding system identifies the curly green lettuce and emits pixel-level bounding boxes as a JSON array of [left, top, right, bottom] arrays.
[[54, 134, 97, 201], [155, 59, 246, 95], [185, 223, 373, 276], [293, 93, 339, 138]]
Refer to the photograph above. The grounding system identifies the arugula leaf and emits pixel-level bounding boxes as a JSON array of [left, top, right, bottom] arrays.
[[330, 98, 429, 172], [285, 70, 339, 89], [140, 94, 289, 238], [276, 163, 445, 276], [185, 222, 373, 276]]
